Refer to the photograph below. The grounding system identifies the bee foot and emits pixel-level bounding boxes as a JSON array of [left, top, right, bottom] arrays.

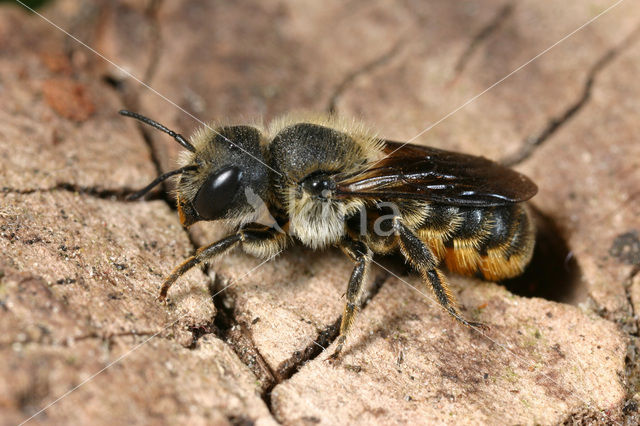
[[326, 339, 345, 365], [467, 321, 489, 332]]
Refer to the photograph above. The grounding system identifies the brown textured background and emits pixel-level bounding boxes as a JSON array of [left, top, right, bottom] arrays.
[[1, 0, 639, 424]]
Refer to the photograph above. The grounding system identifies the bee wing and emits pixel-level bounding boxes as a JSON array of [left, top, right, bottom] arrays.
[[335, 141, 537, 207]]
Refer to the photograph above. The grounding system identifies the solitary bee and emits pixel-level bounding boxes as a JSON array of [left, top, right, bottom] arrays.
[[121, 110, 537, 358]]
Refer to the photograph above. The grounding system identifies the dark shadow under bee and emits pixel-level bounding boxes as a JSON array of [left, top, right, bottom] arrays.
[[121, 110, 538, 359]]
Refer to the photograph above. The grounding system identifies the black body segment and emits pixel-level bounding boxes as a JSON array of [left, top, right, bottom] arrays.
[[269, 123, 368, 208], [445, 206, 489, 242], [480, 205, 514, 252]]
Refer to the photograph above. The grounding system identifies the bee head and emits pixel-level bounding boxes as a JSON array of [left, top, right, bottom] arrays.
[[176, 125, 269, 227], [119, 111, 269, 227]]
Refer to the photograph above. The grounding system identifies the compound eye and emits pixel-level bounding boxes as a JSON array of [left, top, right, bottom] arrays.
[[193, 166, 243, 220]]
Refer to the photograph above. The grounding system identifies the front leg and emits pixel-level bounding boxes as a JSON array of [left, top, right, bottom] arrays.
[[330, 238, 372, 359], [159, 225, 286, 300]]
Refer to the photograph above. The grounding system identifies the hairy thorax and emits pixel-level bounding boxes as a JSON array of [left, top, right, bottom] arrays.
[[288, 191, 349, 249]]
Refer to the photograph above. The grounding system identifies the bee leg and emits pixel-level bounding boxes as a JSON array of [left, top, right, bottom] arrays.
[[160, 225, 286, 300], [329, 238, 372, 360], [393, 219, 486, 330], [159, 233, 243, 300]]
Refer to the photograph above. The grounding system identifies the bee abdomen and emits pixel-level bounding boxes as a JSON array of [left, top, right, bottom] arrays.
[[417, 204, 534, 281], [441, 207, 493, 276], [477, 204, 535, 281]]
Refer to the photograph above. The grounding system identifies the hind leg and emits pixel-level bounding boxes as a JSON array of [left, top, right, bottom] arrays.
[[394, 218, 486, 329]]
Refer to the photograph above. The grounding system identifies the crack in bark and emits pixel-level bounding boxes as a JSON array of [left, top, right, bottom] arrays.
[[174, 264, 284, 422], [194, 266, 391, 420], [210, 279, 278, 395], [143, 0, 163, 84], [502, 23, 640, 167], [99, 0, 170, 205], [98, 0, 164, 96], [0, 329, 164, 351], [73, 329, 159, 343], [453, 3, 514, 77], [326, 39, 404, 114], [265, 271, 390, 392], [259, 271, 390, 422], [624, 266, 640, 336], [174, 269, 280, 399], [1, 183, 162, 201]]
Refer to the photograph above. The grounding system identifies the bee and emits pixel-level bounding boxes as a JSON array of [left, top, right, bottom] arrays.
[[120, 110, 537, 358]]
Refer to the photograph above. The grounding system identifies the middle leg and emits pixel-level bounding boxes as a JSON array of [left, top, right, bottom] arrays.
[[330, 237, 372, 359]]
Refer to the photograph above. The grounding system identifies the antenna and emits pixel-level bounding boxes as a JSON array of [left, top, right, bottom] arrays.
[[126, 166, 197, 200], [119, 110, 196, 152]]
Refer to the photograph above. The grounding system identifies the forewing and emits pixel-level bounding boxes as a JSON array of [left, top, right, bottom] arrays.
[[335, 141, 538, 207]]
